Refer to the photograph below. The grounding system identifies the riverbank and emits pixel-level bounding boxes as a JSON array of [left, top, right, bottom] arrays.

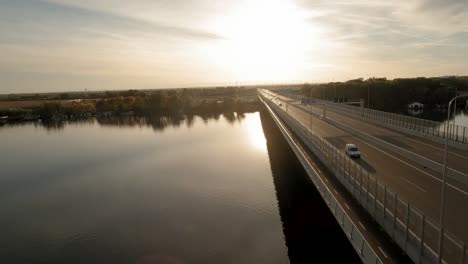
[[0, 89, 260, 123]]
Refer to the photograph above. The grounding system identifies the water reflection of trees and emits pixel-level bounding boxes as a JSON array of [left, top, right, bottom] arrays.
[[40, 120, 66, 131], [0, 119, 94, 132], [96, 111, 251, 132], [0, 108, 258, 132], [95, 102, 259, 131]]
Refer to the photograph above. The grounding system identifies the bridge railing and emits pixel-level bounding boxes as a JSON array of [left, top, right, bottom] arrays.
[[259, 90, 467, 264], [263, 96, 382, 264], [283, 92, 468, 146]]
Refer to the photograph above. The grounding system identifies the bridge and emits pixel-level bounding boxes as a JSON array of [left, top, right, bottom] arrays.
[[258, 89, 468, 264]]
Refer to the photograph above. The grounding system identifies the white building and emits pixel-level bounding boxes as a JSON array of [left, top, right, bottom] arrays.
[[407, 102, 424, 109]]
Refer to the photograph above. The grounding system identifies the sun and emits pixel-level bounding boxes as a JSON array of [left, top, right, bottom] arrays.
[[208, 0, 316, 83]]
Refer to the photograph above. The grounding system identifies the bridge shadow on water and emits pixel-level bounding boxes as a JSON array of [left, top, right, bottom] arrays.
[[260, 110, 361, 264]]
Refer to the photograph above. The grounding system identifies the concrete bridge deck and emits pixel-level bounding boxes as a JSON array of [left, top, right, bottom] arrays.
[[260, 94, 404, 263], [259, 89, 468, 264]]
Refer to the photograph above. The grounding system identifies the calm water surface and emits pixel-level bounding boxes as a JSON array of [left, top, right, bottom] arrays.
[[0, 112, 358, 264]]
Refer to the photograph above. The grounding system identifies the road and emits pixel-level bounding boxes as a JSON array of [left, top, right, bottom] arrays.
[[260, 107, 410, 263], [262, 90, 468, 244], [309, 101, 468, 175]]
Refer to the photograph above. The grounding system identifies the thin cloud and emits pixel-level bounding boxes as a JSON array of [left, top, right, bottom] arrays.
[[1, 0, 467, 93], [38, 0, 223, 40]]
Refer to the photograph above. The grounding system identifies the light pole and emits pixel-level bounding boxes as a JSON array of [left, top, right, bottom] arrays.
[[453, 87, 458, 137], [367, 86, 370, 108], [454, 87, 458, 116], [310, 86, 313, 135], [438, 93, 468, 264], [333, 79, 336, 102]]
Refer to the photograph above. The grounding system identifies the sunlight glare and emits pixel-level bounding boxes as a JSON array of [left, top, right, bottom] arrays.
[[209, 0, 319, 82], [243, 114, 267, 153]]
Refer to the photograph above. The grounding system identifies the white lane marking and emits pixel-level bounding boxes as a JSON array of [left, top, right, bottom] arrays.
[[359, 221, 366, 231], [328, 124, 468, 195], [322, 119, 468, 195], [344, 203, 351, 210], [401, 176, 427, 193], [378, 246, 388, 258], [380, 129, 468, 159], [292, 104, 468, 196], [323, 106, 468, 160], [301, 102, 468, 165], [296, 107, 438, 179], [273, 94, 468, 197], [299, 102, 468, 196], [447, 182, 468, 196]]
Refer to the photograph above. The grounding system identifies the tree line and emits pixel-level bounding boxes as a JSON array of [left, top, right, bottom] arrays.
[[1, 88, 259, 120], [300, 77, 468, 112], [1, 87, 257, 102]]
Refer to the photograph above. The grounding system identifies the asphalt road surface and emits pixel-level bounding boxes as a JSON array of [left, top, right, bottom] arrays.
[[261, 90, 468, 244]]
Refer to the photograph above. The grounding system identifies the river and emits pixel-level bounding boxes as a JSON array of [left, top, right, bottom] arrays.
[[0, 111, 359, 263]]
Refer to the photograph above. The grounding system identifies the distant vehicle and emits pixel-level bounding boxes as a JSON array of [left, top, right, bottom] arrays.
[[345, 144, 361, 158], [279, 103, 282, 106]]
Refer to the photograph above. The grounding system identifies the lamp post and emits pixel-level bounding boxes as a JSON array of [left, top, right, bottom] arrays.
[[454, 87, 458, 117], [367, 86, 370, 108], [438, 93, 468, 264], [333, 79, 336, 102], [453, 87, 458, 137], [310, 86, 313, 135]]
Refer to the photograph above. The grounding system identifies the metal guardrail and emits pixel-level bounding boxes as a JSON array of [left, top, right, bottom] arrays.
[[286, 102, 468, 187], [260, 90, 467, 264], [260, 95, 383, 264], [285, 92, 468, 147], [326, 101, 468, 144]]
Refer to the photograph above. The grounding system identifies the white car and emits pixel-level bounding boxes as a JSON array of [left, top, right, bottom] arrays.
[[345, 144, 361, 158]]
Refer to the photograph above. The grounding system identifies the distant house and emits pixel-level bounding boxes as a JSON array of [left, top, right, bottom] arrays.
[[407, 102, 424, 109]]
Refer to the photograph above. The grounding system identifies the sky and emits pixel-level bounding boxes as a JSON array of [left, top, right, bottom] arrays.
[[0, 0, 467, 93]]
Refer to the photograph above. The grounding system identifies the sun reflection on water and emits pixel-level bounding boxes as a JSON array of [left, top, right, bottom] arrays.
[[242, 113, 267, 152]]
